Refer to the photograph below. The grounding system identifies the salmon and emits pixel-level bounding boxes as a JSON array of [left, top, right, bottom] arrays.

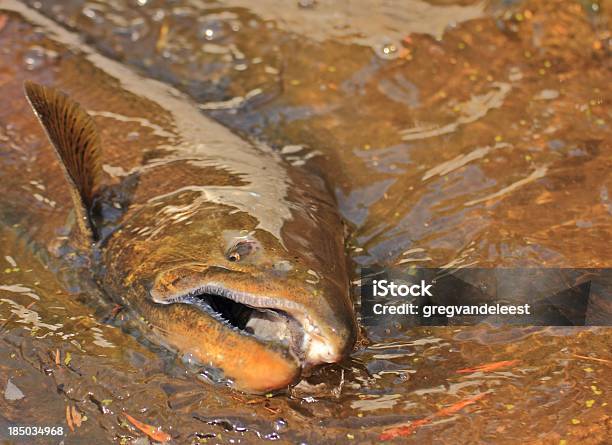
[[0, 3, 356, 393]]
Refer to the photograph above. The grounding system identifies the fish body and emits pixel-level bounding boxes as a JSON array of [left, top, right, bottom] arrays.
[[0, 4, 356, 393]]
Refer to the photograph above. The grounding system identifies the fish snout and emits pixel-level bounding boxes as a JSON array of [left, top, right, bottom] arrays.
[[147, 265, 355, 390], [301, 303, 357, 368]]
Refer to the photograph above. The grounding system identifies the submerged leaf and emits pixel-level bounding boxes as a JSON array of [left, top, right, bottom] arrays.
[[124, 413, 171, 443], [456, 360, 520, 374], [66, 405, 74, 432], [380, 393, 487, 440], [572, 353, 611, 365], [71, 406, 82, 427], [436, 393, 487, 416], [380, 418, 431, 439]]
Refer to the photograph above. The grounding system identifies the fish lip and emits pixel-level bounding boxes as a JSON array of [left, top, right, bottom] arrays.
[[150, 282, 313, 362], [167, 282, 302, 313]]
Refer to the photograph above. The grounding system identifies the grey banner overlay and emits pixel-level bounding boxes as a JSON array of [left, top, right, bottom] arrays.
[[360, 268, 611, 326]]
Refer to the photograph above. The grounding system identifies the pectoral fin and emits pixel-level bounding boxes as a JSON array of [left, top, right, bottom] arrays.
[[24, 81, 101, 243]]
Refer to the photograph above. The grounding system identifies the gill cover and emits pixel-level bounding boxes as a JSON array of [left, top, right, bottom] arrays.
[[23, 81, 101, 244]]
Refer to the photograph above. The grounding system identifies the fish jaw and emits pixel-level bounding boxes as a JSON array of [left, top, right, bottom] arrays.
[[148, 266, 356, 386], [147, 302, 301, 393]]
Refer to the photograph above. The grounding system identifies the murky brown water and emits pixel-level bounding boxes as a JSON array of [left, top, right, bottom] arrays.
[[0, 0, 610, 443]]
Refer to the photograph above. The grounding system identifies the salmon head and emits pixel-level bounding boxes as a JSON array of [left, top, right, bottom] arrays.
[[23, 81, 356, 393]]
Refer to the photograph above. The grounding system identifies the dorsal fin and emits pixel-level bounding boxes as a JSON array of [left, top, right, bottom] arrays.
[[23, 81, 102, 244]]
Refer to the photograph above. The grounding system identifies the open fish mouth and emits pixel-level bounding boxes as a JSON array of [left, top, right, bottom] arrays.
[[151, 283, 310, 362]]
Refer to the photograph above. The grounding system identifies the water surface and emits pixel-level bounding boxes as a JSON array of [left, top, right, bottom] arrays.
[[1, 0, 611, 443]]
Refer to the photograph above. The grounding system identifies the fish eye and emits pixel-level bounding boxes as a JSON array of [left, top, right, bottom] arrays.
[[226, 239, 260, 262]]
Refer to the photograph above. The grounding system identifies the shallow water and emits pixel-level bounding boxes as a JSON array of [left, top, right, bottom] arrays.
[[1, 0, 611, 443]]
